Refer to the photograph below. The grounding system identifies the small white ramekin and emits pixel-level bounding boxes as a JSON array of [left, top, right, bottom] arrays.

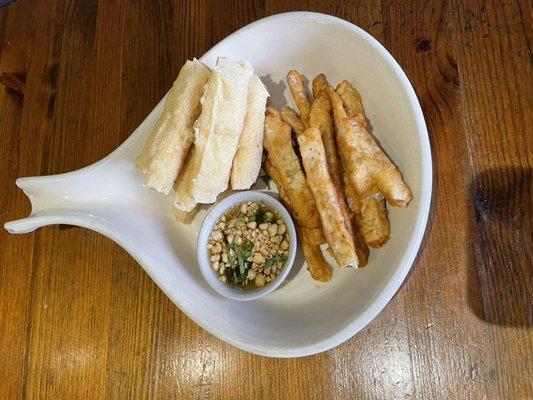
[[197, 191, 297, 301]]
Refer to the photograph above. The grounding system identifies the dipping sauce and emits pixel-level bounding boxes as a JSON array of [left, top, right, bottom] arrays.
[[208, 201, 290, 290]]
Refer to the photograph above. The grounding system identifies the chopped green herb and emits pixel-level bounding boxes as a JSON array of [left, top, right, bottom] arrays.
[[260, 174, 272, 190], [256, 210, 274, 224], [212, 200, 290, 290], [248, 208, 258, 222], [227, 244, 238, 269], [227, 241, 253, 286], [265, 254, 288, 269]]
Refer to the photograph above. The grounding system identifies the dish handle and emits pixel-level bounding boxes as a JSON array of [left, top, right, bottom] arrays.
[[4, 172, 109, 234]]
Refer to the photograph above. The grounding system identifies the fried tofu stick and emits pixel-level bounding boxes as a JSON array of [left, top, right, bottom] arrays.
[[335, 81, 391, 247], [297, 127, 359, 268], [284, 92, 369, 264], [360, 196, 389, 247], [264, 159, 288, 202], [309, 93, 346, 212], [283, 99, 369, 265], [336, 80, 366, 126], [264, 159, 331, 281], [281, 106, 305, 135], [309, 92, 369, 265], [343, 175, 362, 225], [344, 173, 390, 248], [263, 107, 321, 229], [299, 227, 332, 282], [312, 73, 329, 98], [329, 86, 412, 207], [286, 70, 311, 127]]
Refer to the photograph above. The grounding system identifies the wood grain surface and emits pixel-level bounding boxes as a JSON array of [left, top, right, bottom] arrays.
[[0, 1, 531, 399]]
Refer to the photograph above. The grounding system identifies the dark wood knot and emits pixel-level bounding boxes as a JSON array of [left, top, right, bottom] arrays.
[[0, 72, 26, 96], [415, 38, 432, 53]]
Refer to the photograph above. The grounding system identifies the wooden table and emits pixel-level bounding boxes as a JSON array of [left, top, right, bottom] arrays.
[[1, 1, 531, 399]]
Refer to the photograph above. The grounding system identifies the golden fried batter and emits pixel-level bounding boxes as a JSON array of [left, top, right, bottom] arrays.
[[336, 80, 366, 127], [299, 226, 332, 282], [297, 127, 359, 268], [312, 73, 329, 98], [329, 86, 412, 207], [309, 93, 369, 265], [281, 106, 306, 135], [264, 159, 331, 281], [335, 81, 392, 247], [263, 107, 321, 229], [286, 70, 311, 127]]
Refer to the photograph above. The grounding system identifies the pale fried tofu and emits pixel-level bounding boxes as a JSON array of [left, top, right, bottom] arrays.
[[174, 58, 253, 211], [299, 226, 332, 282], [137, 59, 211, 194], [192, 58, 254, 203], [231, 74, 270, 189], [173, 206, 198, 224], [174, 146, 200, 212]]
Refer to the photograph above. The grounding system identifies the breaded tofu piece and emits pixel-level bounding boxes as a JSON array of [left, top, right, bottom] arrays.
[[137, 59, 210, 194]]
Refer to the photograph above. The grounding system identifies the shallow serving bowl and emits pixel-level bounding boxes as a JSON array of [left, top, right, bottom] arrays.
[[4, 12, 431, 357]]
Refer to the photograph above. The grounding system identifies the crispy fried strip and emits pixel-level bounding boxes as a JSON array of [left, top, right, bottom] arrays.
[[286, 70, 311, 127], [263, 107, 321, 229], [281, 106, 305, 135], [360, 197, 390, 247], [299, 227, 332, 282], [309, 93, 346, 211], [283, 93, 369, 264], [312, 74, 329, 98], [309, 93, 369, 265], [264, 159, 331, 281], [329, 86, 412, 207], [336, 80, 366, 126], [345, 176, 390, 248], [297, 127, 359, 268], [335, 81, 391, 247]]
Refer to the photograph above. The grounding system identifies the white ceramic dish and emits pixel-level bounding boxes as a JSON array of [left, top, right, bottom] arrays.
[[197, 191, 298, 301], [4, 12, 431, 357]]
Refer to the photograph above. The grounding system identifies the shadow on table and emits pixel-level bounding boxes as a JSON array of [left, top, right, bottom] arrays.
[[467, 166, 532, 327]]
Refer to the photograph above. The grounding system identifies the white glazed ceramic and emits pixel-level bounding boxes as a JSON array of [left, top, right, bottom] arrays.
[[4, 12, 432, 357], [197, 191, 297, 301]]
